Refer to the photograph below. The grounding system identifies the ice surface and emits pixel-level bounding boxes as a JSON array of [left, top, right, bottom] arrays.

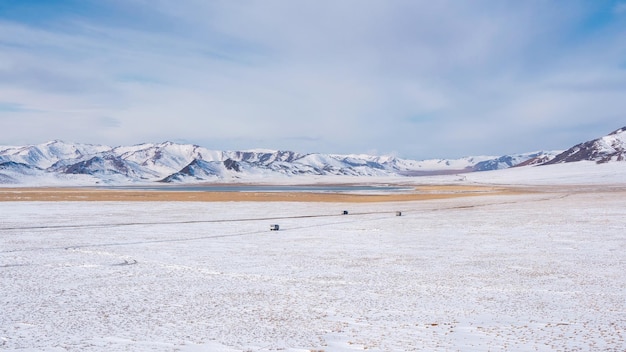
[[1, 190, 625, 351]]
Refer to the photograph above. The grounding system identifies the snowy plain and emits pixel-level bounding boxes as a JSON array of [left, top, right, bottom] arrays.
[[1, 163, 626, 352]]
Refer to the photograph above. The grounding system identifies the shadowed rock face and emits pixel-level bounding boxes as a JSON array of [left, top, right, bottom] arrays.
[[63, 155, 130, 175], [223, 158, 241, 172], [544, 126, 626, 165]]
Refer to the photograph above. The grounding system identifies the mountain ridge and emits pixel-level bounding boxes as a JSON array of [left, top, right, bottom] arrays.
[[1, 127, 624, 185], [543, 126, 626, 165]]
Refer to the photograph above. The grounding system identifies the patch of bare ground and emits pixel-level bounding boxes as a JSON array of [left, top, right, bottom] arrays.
[[0, 185, 520, 202]]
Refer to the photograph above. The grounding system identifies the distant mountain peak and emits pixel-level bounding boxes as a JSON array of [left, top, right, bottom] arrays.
[[543, 127, 626, 165], [2, 127, 625, 185]]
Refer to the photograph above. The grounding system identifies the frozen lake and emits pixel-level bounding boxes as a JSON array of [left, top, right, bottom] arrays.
[[101, 184, 414, 194], [1, 190, 625, 351]]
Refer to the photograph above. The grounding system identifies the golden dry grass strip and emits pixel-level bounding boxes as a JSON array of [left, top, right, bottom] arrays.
[[0, 186, 518, 203]]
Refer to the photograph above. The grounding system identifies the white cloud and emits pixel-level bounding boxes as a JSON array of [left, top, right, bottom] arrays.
[[0, 1, 624, 158]]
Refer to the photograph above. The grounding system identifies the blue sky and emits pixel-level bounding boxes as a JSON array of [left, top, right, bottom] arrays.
[[1, 0, 625, 159]]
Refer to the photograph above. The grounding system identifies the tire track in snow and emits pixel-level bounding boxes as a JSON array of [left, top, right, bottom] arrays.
[[0, 193, 569, 253], [1, 194, 562, 232], [397, 193, 570, 215], [0, 210, 398, 253], [0, 212, 387, 232]]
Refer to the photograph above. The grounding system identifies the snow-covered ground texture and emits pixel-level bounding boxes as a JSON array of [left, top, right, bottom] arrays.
[[264, 160, 626, 188], [418, 160, 626, 186], [2, 191, 625, 351]]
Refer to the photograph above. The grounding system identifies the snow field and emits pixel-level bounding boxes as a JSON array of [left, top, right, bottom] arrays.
[[1, 191, 625, 351]]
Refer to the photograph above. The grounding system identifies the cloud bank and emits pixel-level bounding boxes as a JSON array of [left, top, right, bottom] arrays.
[[1, 0, 625, 158]]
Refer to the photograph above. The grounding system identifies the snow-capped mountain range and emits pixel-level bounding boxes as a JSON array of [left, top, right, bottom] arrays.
[[1, 127, 625, 185]]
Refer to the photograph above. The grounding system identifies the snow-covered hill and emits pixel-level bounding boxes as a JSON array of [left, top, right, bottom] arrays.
[[1, 127, 624, 185], [544, 126, 626, 164], [0, 140, 110, 169]]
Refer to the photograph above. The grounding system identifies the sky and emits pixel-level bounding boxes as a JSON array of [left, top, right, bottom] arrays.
[[1, 0, 625, 159]]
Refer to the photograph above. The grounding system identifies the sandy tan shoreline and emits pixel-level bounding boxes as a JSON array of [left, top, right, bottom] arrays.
[[0, 185, 516, 202]]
